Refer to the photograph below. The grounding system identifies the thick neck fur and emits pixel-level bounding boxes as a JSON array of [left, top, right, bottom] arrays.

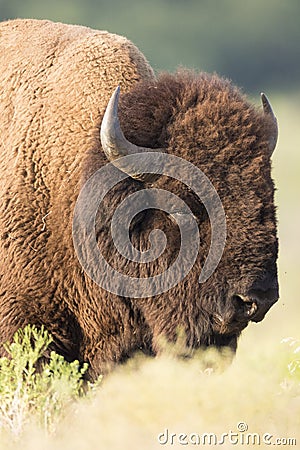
[[88, 70, 278, 355]]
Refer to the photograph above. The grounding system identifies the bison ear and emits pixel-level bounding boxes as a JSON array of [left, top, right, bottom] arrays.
[[261, 93, 278, 156], [100, 86, 164, 182]]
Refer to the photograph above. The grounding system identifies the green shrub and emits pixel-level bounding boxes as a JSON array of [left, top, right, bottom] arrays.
[[0, 325, 99, 436]]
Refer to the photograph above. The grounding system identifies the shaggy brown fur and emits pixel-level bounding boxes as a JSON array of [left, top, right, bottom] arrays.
[[0, 19, 278, 380]]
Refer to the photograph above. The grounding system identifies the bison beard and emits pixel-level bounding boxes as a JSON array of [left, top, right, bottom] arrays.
[[0, 20, 279, 381]]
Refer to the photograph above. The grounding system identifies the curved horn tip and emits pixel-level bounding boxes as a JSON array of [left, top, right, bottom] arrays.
[[107, 85, 121, 117], [113, 85, 121, 102], [260, 92, 278, 155], [260, 92, 275, 118]]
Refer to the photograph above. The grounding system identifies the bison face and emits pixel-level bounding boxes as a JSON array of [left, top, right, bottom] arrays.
[[97, 71, 279, 351]]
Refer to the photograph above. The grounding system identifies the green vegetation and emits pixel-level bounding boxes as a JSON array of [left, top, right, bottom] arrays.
[[0, 325, 95, 437], [0, 323, 299, 448]]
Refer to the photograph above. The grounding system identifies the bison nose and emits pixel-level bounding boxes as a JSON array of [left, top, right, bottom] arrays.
[[247, 287, 278, 322], [232, 276, 279, 322]]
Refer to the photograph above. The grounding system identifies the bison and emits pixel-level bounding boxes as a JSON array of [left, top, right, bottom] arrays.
[[0, 19, 279, 380]]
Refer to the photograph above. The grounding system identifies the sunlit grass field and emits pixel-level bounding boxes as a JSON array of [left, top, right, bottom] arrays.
[[0, 93, 299, 449]]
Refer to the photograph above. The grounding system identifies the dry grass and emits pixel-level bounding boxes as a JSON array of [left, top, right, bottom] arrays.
[[0, 92, 299, 449], [1, 342, 299, 449]]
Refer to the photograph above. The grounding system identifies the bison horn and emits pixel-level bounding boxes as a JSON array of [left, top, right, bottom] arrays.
[[261, 93, 278, 155], [100, 86, 163, 182]]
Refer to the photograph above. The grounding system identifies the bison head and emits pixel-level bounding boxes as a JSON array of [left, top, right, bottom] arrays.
[[96, 71, 278, 353]]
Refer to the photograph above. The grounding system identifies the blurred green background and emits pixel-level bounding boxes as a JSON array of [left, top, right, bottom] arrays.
[[0, 0, 299, 337], [1, 0, 300, 93]]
